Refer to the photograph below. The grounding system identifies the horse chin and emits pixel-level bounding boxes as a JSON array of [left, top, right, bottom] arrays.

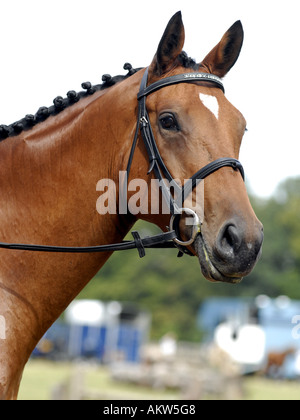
[[194, 235, 243, 284]]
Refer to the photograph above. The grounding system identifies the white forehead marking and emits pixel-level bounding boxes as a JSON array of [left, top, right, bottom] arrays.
[[199, 93, 219, 120]]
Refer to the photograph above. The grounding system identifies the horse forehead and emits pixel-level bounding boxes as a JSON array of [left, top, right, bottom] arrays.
[[197, 88, 246, 128], [199, 93, 219, 120], [150, 83, 239, 122]]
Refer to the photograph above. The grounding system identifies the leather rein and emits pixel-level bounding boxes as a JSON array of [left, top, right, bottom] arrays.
[[0, 68, 244, 258]]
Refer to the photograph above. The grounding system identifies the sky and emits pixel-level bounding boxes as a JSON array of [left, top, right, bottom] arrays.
[[0, 0, 299, 198]]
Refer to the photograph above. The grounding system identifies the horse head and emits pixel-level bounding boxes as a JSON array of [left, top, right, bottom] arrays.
[[136, 12, 263, 283]]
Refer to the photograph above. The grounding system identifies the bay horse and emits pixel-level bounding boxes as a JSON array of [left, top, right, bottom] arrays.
[[265, 348, 296, 378], [0, 12, 263, 399]]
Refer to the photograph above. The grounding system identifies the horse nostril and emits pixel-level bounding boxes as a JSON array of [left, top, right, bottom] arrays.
[[215, 219, 264, 268], [221, 224, 241, 254], [206, 217, 264, 279]]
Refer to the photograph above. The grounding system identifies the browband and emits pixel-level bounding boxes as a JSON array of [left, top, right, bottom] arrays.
[[137, 72, 225, 99]]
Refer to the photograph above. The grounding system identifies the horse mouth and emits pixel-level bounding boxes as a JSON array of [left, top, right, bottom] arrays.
[[194, 234, 243, 284]]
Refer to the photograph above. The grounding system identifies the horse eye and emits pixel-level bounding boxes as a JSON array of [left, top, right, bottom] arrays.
[[159, 114, 179, 131]]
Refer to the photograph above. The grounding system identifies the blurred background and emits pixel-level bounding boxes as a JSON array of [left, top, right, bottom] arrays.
[[1, 0, 299, 400], [19, 179, 300, 400]]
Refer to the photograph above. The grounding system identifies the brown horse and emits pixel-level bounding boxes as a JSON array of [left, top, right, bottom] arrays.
[[265, 348, 296, 377], [0, 12, 263, 399]]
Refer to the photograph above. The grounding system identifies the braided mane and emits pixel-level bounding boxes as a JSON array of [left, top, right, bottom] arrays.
[[0, 52, 196, 141]]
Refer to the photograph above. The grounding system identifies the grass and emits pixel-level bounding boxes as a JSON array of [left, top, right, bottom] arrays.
[[18, 359, 179, 400], [18, 359, 300, 400], [18, 360, 72, 400], [244, 376, 300, 400]]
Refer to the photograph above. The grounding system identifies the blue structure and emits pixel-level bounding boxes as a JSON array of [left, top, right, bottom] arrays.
[[198, 296, 300, 377], [198, 297, 253, 338], [33, 300, 150, 363]]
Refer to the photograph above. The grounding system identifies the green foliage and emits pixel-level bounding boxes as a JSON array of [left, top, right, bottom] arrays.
[[79, 177, 300, 341], [246, 178, 300, 298]]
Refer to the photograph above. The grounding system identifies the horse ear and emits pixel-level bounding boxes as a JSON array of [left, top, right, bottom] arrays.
[[200, 21, 244, 78], [148, 11, 185, 78]]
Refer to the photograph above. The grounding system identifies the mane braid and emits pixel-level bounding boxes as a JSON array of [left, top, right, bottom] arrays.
[[0, 52, 197, 142], [0, 63, 142, 141]]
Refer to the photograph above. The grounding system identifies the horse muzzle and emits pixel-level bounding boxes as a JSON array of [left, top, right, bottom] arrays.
[[194, 218, 264, 284]]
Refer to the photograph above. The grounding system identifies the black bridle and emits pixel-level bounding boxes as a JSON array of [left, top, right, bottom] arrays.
[[0, 68, 244, 258]]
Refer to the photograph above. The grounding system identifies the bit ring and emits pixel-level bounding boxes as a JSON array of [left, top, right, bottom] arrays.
[[169, 208, 201, 247]]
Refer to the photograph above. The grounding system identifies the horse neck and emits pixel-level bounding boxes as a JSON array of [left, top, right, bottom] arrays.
[[0, 75, 142, 242], [0, 73, 142, 339]]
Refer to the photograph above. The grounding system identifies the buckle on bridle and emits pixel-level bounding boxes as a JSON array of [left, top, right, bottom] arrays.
[[169, 208, 201, 247], [140, 116, 148, 127]]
